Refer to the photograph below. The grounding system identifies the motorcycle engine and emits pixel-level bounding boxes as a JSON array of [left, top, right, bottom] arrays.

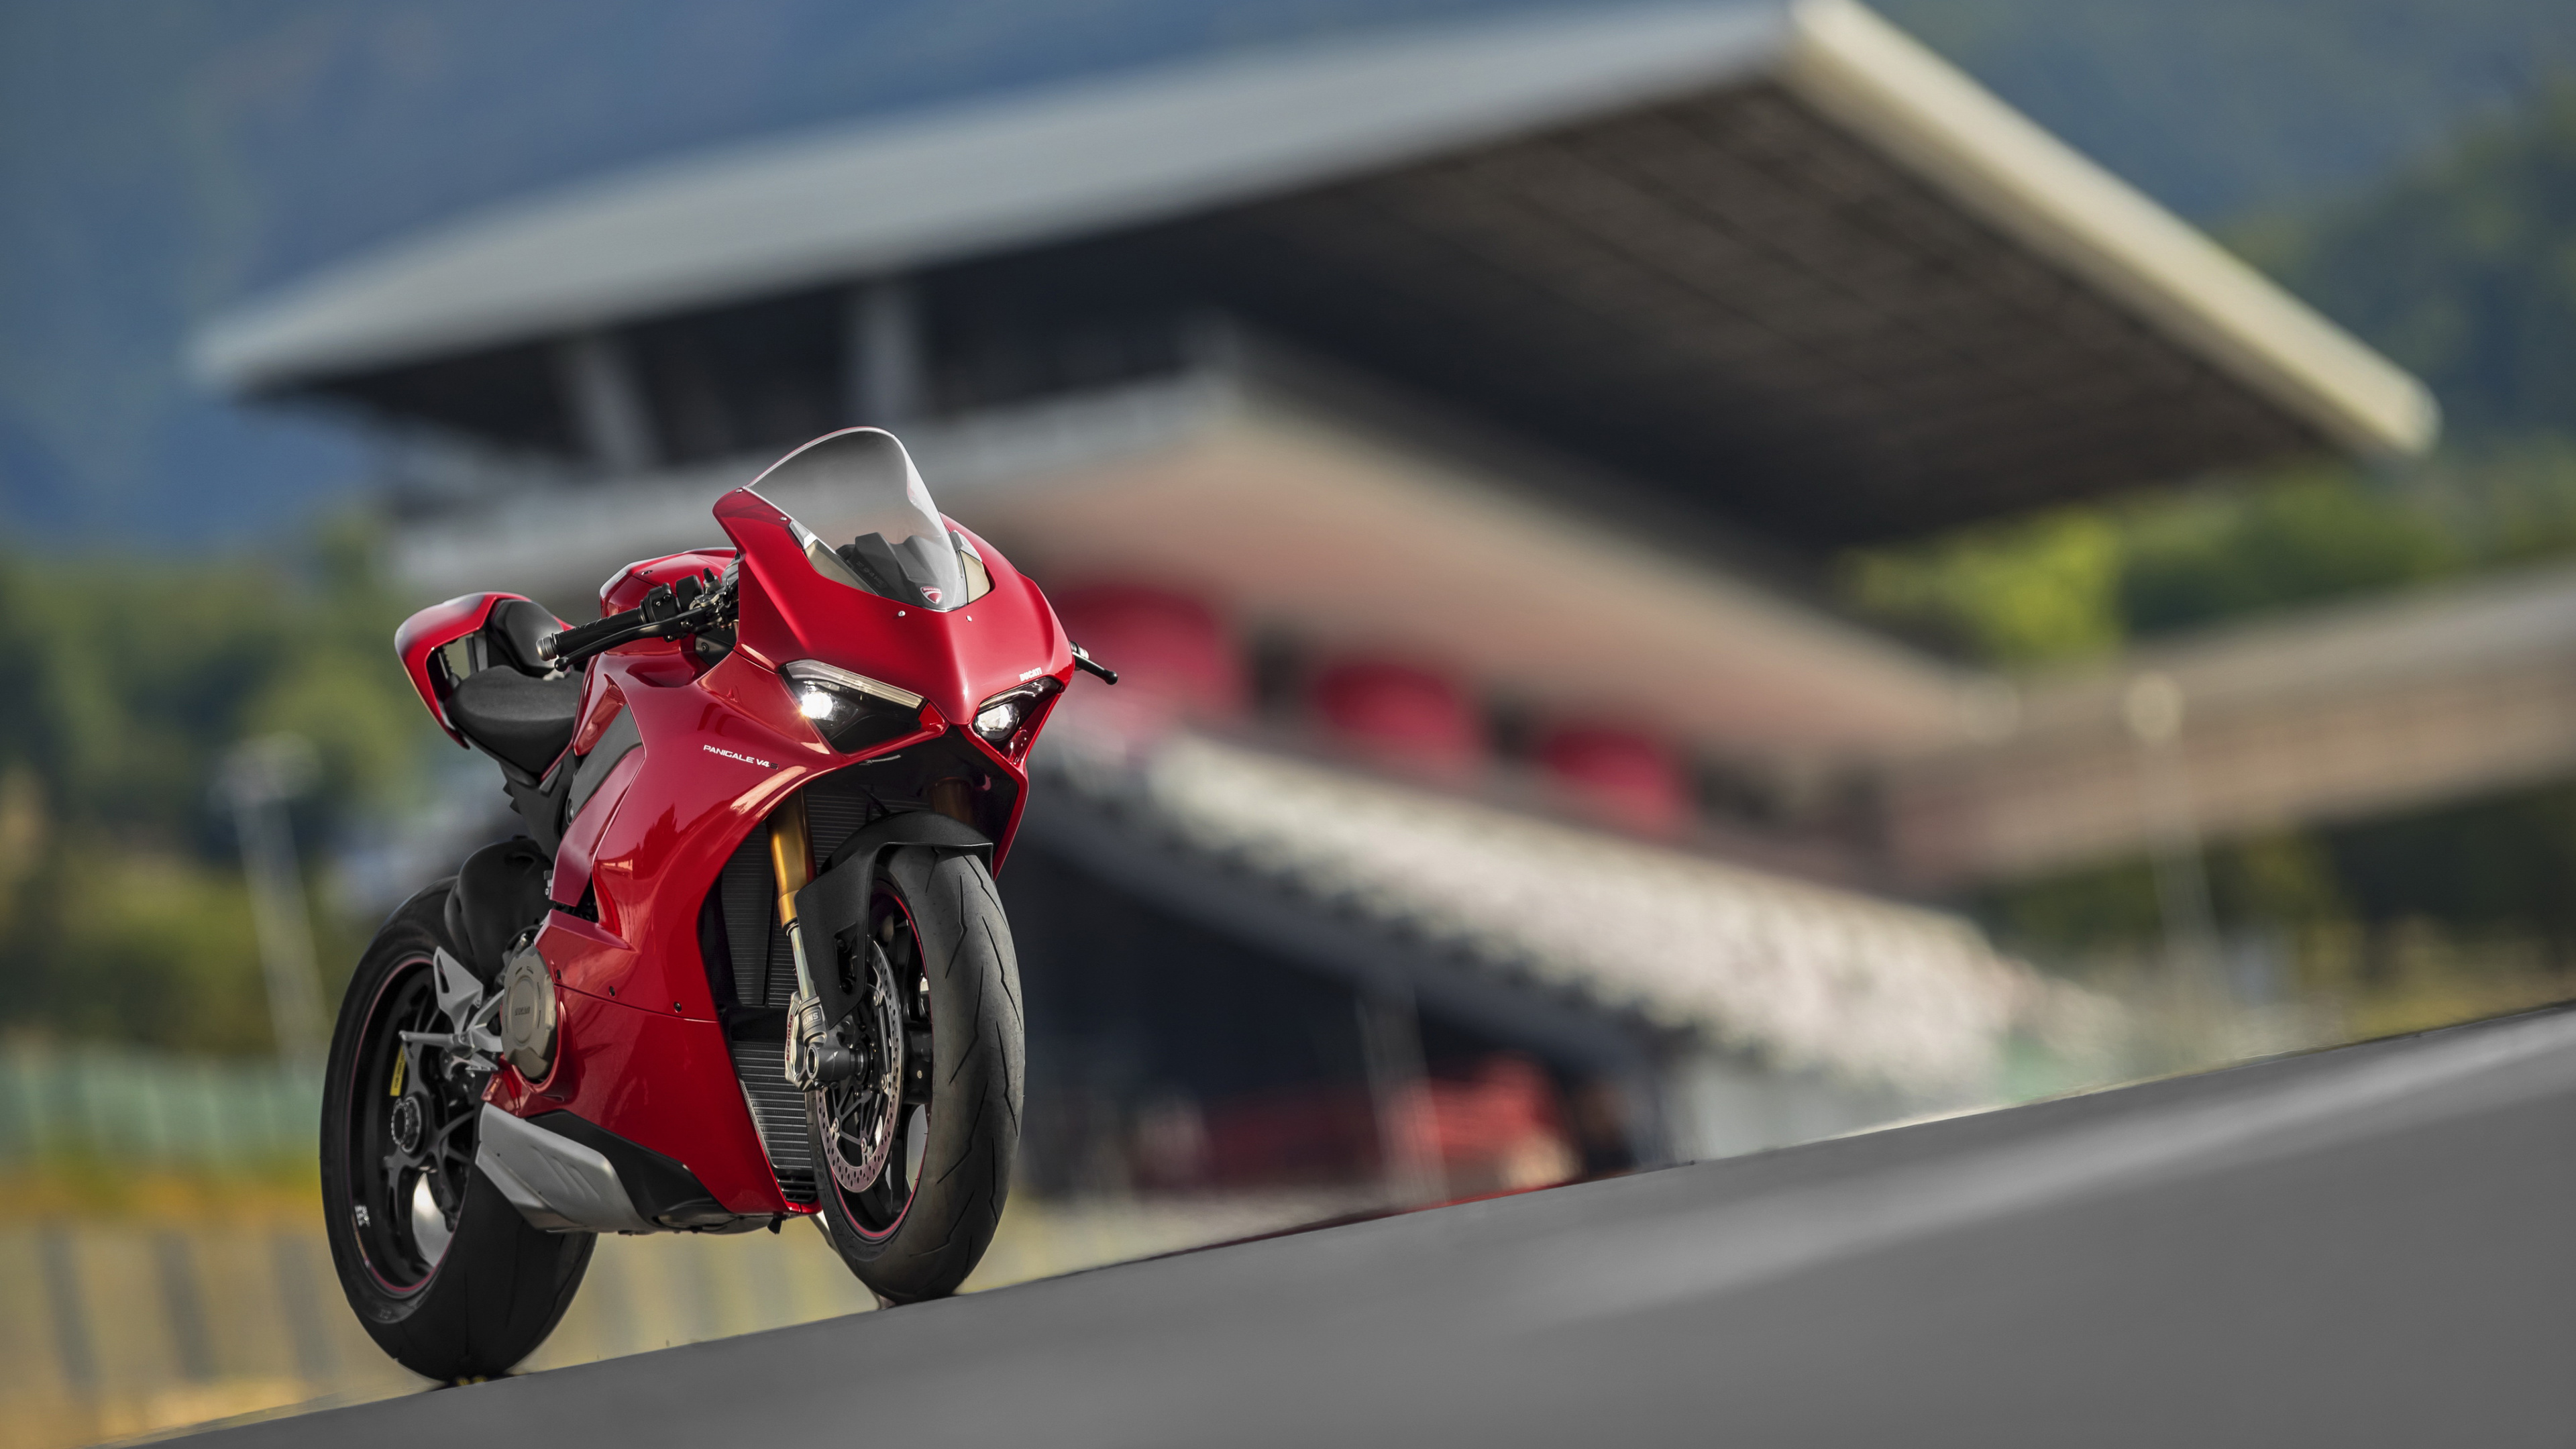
[[499, 937, 557, 1081]]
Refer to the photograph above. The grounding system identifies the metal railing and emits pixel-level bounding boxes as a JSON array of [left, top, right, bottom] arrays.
[[0, 1044, 320, 1167]]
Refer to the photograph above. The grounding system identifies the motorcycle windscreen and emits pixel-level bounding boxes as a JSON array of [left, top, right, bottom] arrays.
[[741, 428, 991, 612]]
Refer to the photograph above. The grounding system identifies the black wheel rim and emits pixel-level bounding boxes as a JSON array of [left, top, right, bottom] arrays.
[[818, 889, 930, 1239], [347, 957, 481, 1291]]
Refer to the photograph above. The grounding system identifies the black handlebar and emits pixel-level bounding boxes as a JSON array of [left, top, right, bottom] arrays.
[[539, 576, 1112, 688], [540, 607, 647, 663], [539, 574, 731, 669]]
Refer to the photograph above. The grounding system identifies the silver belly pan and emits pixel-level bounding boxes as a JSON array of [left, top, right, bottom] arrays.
[[474, 1104, 655, 1234]]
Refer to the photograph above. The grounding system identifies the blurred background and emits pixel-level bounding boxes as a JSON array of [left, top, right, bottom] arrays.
[[6, 0, 2576, 1439]]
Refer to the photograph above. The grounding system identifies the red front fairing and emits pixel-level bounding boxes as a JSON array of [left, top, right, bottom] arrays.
[[715, 486, 1073, 727], [483, 486, 1074, 1220]]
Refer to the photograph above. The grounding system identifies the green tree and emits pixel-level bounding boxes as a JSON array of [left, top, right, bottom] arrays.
[[2239, 78, 2576, 439], [0, 515, 440, 1054]]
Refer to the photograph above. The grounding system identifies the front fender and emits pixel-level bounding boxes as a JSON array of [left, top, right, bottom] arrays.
[[790, 811, 993, 1030]]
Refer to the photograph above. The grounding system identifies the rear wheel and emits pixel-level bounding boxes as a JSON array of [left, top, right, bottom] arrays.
[[320, 883, 592, 1380], [807, 847, 1022, 1302]]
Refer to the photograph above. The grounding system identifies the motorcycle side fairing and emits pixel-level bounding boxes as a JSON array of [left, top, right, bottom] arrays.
[[478, 480, 1073, 1223]]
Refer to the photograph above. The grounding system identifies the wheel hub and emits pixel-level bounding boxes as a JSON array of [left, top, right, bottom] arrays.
[[351, 959, 484, 1288], [389, 1093, 425, 1155]]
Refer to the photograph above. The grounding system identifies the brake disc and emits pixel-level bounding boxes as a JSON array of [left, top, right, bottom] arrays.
[[822, 948, 906, 1193]]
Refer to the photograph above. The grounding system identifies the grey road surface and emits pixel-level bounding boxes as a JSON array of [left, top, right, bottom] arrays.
[[197, 1006, 2576, 1447]]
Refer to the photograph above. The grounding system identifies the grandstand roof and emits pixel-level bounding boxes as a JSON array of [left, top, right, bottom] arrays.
[[194, 0, 2435, 544]]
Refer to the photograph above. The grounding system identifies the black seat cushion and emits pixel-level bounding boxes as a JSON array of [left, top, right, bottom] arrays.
[[447, 667, 580, 776]]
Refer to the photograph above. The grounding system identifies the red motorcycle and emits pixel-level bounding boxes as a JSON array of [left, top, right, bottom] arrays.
[[322, 429, 1112, 1379]]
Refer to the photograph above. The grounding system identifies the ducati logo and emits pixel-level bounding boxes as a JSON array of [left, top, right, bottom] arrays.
[[922, 587, 943, 604], [701, 745, 775, 769]]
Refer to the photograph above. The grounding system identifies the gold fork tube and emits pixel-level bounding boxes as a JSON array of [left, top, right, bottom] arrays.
[[768, 792, 815, 922], [769, 792, 824, 1086]]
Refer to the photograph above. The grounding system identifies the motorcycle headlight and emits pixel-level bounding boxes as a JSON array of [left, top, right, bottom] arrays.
[[784, 661, 924, 754], [971, 678, 1063, 752], [972, 699, 1022, 740]]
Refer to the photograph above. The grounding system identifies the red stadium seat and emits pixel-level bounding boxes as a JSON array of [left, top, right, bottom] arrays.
[[1536, 722, 1693, 836], [1049, 584, 1248, 733], [1310, 657, 1486, 778]]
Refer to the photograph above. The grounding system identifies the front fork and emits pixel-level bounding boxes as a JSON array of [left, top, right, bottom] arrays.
[[769, 794, 855, 1091]]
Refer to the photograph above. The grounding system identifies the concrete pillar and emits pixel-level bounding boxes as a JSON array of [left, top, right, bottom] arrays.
[[555, 330, 657, 474], [845, 278, 922, 427], [1356, 985, 1446, 1206]]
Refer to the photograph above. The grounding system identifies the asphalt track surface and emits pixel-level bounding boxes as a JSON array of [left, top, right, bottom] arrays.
[[197, 1006, 2576, 1448]]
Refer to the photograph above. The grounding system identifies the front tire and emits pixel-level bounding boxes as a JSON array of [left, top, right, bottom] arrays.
[[320, 882, 592, 1380], [808, 847, 1023, 1302]]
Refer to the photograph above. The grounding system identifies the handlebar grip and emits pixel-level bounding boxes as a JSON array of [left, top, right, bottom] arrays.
[[540, 606, 646, 664]]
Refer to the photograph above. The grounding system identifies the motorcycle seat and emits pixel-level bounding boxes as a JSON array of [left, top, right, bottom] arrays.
[[447, 667, 580, 777]]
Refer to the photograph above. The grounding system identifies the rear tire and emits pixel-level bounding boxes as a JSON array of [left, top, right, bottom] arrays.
[[321, 882, 593, 1380], [808, 848, 1023, 1302]]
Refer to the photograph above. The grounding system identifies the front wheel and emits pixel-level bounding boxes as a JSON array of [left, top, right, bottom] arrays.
[[807, 847, 1023, 1302], [319, 882, 593, 1380]]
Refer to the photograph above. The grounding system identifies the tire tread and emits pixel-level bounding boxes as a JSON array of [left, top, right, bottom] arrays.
[[810, 848, 1021, 1302]]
